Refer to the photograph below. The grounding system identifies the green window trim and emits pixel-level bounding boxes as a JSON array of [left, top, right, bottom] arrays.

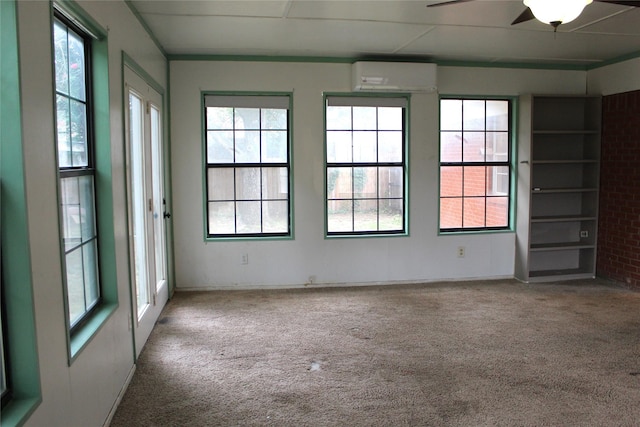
[[1, 0, 43, 424], [51, 0, 118, 364], [202, 91, 295, 241], [323, 93, 410, 238], [438, 95, 518, 234]]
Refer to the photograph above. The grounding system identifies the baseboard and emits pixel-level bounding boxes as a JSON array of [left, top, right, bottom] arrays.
[[177, 275, 515, 291], [103, 364, 136, 427]]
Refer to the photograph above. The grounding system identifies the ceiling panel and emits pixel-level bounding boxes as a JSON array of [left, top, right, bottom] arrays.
[[401, 25, 640, 63], [131, 0, 640, 65], [144, 14, 432, 56], [133, 0, 290, 18]]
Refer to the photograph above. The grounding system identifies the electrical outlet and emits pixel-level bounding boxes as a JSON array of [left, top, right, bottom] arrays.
[[457, 246, 465, 258], [241, 253, 249, 265]]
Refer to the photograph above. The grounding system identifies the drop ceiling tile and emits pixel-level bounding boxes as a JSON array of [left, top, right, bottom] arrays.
[[144, 14, 431, 56]]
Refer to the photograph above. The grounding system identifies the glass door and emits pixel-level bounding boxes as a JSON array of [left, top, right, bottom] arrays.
[[124, 66, 168, 357]]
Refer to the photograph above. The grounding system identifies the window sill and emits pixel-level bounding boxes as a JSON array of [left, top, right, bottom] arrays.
[[438, 228, 514, 236], [1, 396, 42, 427], [69, 302, 118, 363]]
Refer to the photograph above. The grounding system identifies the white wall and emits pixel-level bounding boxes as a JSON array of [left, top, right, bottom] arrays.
[[16, 1, 167, 426], [170, 61, 587, 290], [588, 57, 640, 95]]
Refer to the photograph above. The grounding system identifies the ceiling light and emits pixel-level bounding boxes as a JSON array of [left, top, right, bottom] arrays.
[[524, 0, 593, 29]]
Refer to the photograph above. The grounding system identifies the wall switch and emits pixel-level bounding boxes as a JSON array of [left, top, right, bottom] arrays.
[[241, 253, 249, 265], [457, 246, 465, 258]]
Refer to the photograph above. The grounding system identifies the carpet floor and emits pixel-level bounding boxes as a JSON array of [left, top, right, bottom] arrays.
[[110, 279, 640, 426]]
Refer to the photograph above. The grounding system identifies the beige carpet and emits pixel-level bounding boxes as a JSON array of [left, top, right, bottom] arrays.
[[110, 279, 640, 426]]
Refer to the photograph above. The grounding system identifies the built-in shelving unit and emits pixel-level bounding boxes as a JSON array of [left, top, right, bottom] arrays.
[[515, 95, 601, 282]]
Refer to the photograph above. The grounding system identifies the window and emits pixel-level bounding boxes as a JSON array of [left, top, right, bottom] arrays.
[[54, 14, 101, 331], [325, 96, 407, 235], [204, 94, 291, 238], [439, 98, 512, 232]]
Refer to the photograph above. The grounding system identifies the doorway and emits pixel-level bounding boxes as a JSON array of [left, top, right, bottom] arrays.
[[124, 64, 169, 358]]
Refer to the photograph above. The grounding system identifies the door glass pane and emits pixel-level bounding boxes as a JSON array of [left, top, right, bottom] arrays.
[[129, 92, 149, 317], [150, 105, 166, 287]]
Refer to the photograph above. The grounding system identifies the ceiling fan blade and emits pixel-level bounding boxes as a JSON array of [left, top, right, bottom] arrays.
[[594, 0, 640, 6], [511, 7, 536, 25], [427, 0, 477, 7]]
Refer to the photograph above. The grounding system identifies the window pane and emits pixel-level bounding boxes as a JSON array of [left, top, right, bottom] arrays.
[[378, 167, 403, 198], [261, 130, 287, 162], [235, 130, 260, 163], [463, 100, 485, 130], [327, 200, 353, 232], [236, 201, 261, 233], [66, 247, 85, 326], [207, 130, 234, 163], [56, 95, 72, 167], [327, 167, 352, 200], [79, 175, 96, 242], [463, 166, 486, 197], [378, 131, 402, 163], [70, 99, 88, 167], [353, 131, 376, 162], [235, 108, 260, 129], [208, 168, 234, 201], [487, 196, 509, 227], [440, 198, 462, 229], [463, 197, 486, 227], [327, 106, 351, 130], [486, 132, 509, 162], [208, 201, 235, 234], [378, 107, 402, 130], [83, 240, 99, 309], [61, 177, 81, 251], [486, 100, 509, 131], [207, 107, 233, 130], [462, 132, 485, 162], [235, 168, 260, 200], [353, 107, 376, 130], [440, 166, 462, 197], [326, 131, 352, 163], [353, 167, 376, 199], [440, 131, 462, 163], [354, 199, 378, 232], [440, 99, 461, 131], [262, 109, 287, 129], [262, 201, 288, 233], [67, 30, 86, 101], [379, 198, 403, 231], [53, 21, 69, 96], [262, 167, 288, 199], [487, 165, 510, 196]]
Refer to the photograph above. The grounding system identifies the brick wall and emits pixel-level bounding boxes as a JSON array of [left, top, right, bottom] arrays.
[[597, 90, 640, 289]]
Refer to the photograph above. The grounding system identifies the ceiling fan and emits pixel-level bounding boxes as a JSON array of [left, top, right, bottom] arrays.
[[428, 0, 640, 30]]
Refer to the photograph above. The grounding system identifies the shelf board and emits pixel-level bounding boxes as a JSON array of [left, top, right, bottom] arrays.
[[532, 159, 598, 165], [530, 242, 595, 251], [531, 215, 597, 223], [531, 187, 598, 194], [527, 269, 596, 281], [532, 130, 600, 135]]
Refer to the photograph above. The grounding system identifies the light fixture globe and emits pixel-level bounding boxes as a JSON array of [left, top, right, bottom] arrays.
[[524, 0, 593, 27]]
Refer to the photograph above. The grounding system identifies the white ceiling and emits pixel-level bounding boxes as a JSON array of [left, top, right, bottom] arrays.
[[130, 0, 640, 67]]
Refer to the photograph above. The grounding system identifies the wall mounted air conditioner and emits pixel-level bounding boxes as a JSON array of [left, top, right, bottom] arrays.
[[352, 61, 437, 93]]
